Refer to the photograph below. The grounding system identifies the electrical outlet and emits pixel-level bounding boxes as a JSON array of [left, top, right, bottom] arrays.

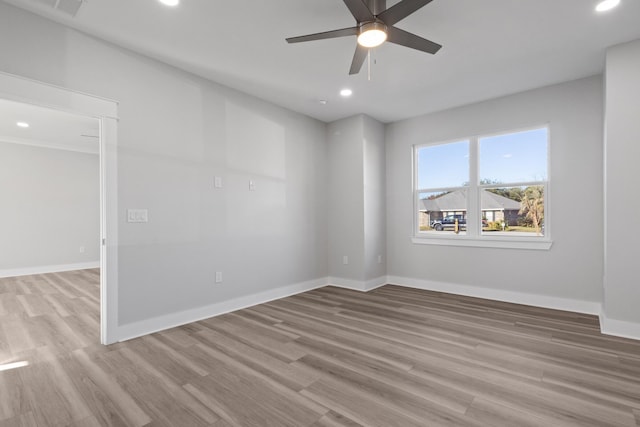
[[377, 254, 382, 264], [342, 255, 348, 265], [79, 246, 85, 254], [214, 176, 223, 188], [249, 180, 256, 191], [215, 272, 223, 283]]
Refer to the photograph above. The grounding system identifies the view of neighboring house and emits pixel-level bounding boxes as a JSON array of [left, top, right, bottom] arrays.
[[420, 189, 521, 228]]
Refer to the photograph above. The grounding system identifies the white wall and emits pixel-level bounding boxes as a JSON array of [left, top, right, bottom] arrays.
[[603, 39, 640, 336], [386, 76, 604, 309], [0, 2, 328, 333], [0, 141, 99, 275]]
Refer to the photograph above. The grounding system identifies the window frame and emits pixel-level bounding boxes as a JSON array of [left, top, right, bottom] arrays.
[[412, 125, 552, 250]]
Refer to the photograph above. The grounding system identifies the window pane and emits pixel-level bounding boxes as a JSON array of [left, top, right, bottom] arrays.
[[480, 186, 544, 237], [418, 190, 467, 235], [417, 140, 469, 189], [479, 128, 547, 184]]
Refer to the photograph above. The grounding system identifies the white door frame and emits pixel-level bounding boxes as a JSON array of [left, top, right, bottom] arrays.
[[0, 71, 119, 344]]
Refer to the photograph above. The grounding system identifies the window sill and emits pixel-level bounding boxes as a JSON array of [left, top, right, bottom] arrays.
[[411, 236, 552, 250]]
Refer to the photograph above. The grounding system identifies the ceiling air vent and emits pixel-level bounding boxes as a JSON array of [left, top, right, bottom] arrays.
[[32, 0, 84, 17]]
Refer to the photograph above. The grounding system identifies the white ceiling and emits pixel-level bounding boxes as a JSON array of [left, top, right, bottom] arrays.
[[3, 0, 640, 123], [0, 99, 99, 153]]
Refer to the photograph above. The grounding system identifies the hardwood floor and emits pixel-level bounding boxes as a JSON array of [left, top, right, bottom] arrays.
[[1, 270, 640, 426]]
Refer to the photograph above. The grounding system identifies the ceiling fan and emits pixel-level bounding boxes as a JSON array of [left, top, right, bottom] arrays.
[[286, 0, 442, 75]]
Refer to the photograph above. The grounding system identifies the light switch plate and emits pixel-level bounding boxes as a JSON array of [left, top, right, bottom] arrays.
[[214, 176, 223, 188], [127, 209, 148, 223]]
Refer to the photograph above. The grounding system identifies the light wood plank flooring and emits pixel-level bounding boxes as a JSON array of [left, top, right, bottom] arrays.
[[1, 270, 640, 426]]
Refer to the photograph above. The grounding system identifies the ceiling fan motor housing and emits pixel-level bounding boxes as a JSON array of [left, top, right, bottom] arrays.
[[359, 21, 387, 34]]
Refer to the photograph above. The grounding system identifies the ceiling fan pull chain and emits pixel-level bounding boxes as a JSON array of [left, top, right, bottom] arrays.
[[368, 49, 371, 81]]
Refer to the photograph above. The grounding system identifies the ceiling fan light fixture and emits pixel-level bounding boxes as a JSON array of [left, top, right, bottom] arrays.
[[595, 0, 620, 12], [357, 22, 387, 48]]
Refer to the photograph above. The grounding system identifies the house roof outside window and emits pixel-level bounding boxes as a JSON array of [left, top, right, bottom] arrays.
[[420, 189, 521, 212]]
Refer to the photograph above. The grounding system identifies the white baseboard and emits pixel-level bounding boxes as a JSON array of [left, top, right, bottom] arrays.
[[386, 275, 602, 315], [328, 276, 387, 292], [365, 276, 387, 291], [107, 272, 640, 343], [0, 261, 100, 278], [115, 277, 328, 342], [599, 313, 640, 341]]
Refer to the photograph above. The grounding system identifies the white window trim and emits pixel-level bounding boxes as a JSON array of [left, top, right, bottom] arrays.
[[411, 236, 552, 250], [413, 125, 552, 250]]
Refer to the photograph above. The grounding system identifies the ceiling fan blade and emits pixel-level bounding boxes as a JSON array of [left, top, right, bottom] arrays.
[[377, 0, 434, 26], [286, 27, 358, 43], [349, 44, 368, 75], [386, 26, 442, 54], [342, 0, 374, 23]]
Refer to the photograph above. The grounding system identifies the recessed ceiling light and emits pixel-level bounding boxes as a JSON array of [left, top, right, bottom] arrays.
[[159, 0, 179, 6], [595, 0, 620, 12], [340, 89, 353, 97], [16, 121, 29, 128]]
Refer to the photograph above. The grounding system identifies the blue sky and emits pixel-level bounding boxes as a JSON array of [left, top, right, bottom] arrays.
[[417, 128, 547, 189]]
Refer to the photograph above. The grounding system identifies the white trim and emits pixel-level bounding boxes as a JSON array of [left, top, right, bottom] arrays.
[[328, 276, 387, 292], [411, 236, 552, 250], [0, 71, 119, 345], [0, 261, 100, 278], [386, 275, 602, 315], [0, 71, 118, 119], [599, 313, 640, 341], [115, 277, 328, 342], [0, 135, 99, 155], [365, 276, 387, 290], [100, 116, 119, 345], [328, 277, 368, 291]]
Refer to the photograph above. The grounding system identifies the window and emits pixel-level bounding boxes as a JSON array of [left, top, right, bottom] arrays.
[[414, 127, 550, 249]]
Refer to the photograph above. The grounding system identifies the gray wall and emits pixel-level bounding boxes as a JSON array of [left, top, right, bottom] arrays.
[[0, 2, 328, 325], [327, 116, 366, 281], [604, 39, 640, 325], [363, 115, 386, 281], [327, 114, 386, 287], [4, 2, 638, 338], [0, 142, 99, 273], [386, 76, 604, 303]]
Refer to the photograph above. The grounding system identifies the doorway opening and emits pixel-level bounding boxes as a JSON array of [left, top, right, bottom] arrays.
[[0, 71, 118, 344]]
